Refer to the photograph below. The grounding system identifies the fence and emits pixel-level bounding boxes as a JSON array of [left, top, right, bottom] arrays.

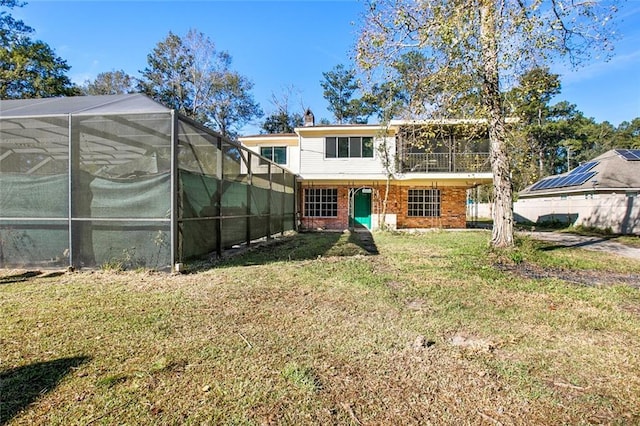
[[399, 152, 490, 173]]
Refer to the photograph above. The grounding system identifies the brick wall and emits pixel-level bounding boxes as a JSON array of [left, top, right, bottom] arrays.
[[396, 186, 467, 228], [299, 183, 468, 230], [300, 185, 350, 230]]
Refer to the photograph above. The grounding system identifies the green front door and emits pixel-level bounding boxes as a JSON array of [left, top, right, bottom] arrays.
[[354, 190, 372, 229]]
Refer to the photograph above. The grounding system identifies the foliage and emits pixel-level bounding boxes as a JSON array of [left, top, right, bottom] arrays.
[[261, 110, 303, 134], [137, 32, 192, 113], [320, 63, 377, 124], [0, 1, 79, 99], [138, 29, 262, 139], [505, 68, 565, 189], [0, 0, 32, 45], [616, 118, 640, 148], [356, 0, 619, 248], [206, 70, 263, 138], [82, 70, 136, 95], [0, 36, 79, 99], [505, 68, 640, 191]]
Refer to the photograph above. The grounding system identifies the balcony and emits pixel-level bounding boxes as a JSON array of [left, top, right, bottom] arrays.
[[398, 152, 491, 173]]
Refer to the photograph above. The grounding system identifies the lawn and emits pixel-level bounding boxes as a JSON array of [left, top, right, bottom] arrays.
[[1, 230, 640, 425]]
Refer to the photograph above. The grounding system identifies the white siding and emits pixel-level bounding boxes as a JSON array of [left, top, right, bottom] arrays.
[[299, 135, 395, 178], [245, 144, 301, 175], [471, 192, 640, 234]]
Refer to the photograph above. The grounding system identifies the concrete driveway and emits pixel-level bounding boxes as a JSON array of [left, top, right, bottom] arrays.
[[523, 231, 640, 261]]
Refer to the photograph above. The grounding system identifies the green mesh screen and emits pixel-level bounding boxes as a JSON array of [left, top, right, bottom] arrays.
[[0, 220, 69, 267], [177, 156, 297, 261], [0, 115, 70, 267], [81, 173, 171, 219], [76, 221, 171, 270], [178, 170, 219, 259], [1, 109, 297, 269], [68, 113, 172, 269], [0, 174, 68, 217], [68, 172, 172, 268]]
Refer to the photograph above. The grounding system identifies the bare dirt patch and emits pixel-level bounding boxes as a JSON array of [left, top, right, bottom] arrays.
[[495, 262, 640, 288]]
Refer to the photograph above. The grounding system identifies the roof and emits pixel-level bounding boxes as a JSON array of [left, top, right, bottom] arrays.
[[390, 117, 519, 126], [295, 124, 395, 137], [1, 94, 176, 173], [519, 149, 640, 197], [239, 119, 511, 139], [0, 94, 170, 117], [239, 133, 298, 139]]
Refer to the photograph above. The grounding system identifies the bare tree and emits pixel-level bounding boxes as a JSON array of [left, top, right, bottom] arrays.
[[139, 29, 262, 139], [261, 85, 305, 134]]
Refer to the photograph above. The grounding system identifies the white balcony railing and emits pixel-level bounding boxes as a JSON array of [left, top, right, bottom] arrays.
[[399, 152, 491, 173]]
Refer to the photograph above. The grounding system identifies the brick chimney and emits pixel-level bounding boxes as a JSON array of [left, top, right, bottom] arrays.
[[303, 108, 315, 127]]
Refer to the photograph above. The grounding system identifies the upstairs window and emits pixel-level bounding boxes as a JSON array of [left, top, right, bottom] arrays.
[[325, 137, 374, 158], [260, 146, 287, 165]]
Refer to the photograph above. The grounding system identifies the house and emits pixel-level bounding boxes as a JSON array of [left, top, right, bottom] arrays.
[[516, 149, 640, 234], [239, 116, 493, 231]]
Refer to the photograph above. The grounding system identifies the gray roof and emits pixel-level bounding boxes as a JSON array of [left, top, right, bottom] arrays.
[[0, 94, 175, 174], [519, 149, 640, 197], [0, 94, 170, 117]]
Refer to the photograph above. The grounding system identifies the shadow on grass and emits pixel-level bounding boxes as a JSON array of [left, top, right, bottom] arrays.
[[538, 237, 615, 252], [349, 227, 379, 255], [0, 271, 43, 285], [0, 271, 66, 285], [201, 230, 380, 269], [0, 356, 89, 425]]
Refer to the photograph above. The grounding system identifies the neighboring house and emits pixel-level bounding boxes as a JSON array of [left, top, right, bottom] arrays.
[[516, 149, 640, 234], [239, 116, 493, 231]]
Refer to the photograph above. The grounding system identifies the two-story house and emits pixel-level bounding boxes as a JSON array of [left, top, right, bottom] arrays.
[[239, 113, 492, 231]]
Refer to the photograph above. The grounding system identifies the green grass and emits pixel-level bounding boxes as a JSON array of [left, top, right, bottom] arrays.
[[1, 230, 639, 425]]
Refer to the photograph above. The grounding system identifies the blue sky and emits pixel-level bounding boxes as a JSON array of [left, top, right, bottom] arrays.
[[11, 0, 640, 135]]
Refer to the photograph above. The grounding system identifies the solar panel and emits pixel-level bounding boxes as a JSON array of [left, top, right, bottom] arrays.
[[547, 176, 565, 188], [615, 149, 640, 161], [563, 171, 597, 187], [570, 161, 599, 174], [530, 171, 597, 191], [553, 175, 573, 187], [530, 179, 551, 190], [538, 178, 557, 189]]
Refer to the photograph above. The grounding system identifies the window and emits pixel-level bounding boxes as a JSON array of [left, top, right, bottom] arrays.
[[260, 146, 287, 165], [304, 188, 338, 217], [407, 189, 441, 217], [325, 137, 374, 158]]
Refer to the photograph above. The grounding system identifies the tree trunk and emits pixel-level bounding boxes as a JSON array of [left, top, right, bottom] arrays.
[[538, 149, 544, 176], [380, 174, 391, 230], [479, 1, 514, 247], [377, 135, 393, 230]]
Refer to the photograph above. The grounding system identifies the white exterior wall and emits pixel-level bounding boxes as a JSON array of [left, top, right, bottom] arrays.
[[471, 192, 640, 234], [299, 135, 395, 179], [244, 144, 301, 175], [285, 144, 301, 174], [371, 213, 397, 230]]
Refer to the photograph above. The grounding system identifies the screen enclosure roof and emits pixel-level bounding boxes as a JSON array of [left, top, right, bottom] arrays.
[[0, 93, 170, 117]]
